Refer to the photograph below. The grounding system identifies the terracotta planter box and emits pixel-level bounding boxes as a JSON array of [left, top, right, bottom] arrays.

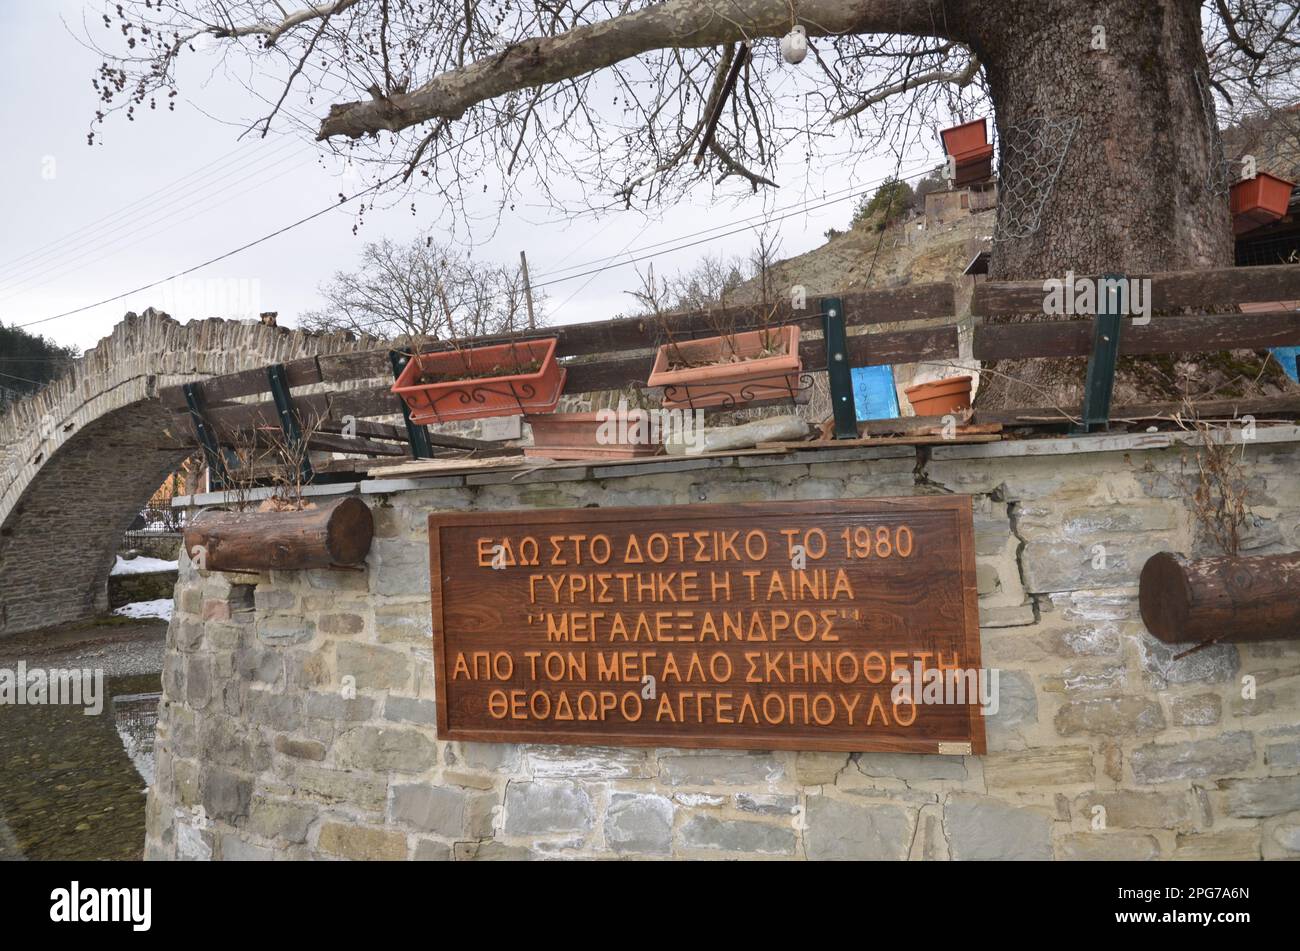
[[1230, 172, 1294, 235], [523, 412, 662, 461], [904, 375, 973, 417], [647, 326, 803, 410], [941, 119, 994, 185], [392, 338, 565, 424]]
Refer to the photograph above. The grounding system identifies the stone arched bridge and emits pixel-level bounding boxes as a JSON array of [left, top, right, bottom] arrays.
[[0, 310, 375, 637]]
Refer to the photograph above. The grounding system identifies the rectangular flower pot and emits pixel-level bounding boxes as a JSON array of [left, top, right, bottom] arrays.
[[647, 325, 803, 410], [523, 412, 663, 461], [1230, 172, 1295, 235], [941, 119, 989, 159], [392, 338, 565, 424], [952, 143, 994, 185]]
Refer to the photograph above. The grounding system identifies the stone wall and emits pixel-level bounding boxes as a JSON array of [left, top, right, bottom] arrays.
[[122, 533, 184, 561], [145, 430, 1300, 860], [109, 570, 180, 609]]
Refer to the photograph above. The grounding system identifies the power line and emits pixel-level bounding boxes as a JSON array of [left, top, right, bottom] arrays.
[[0, 140, 311, 298], [15, 172, 400, 329], [0, 368, 51, 387], [0, 138, 301, 280], [0, 156, 319, 308], [14, 93, 571, 329], [345, 159, 942, 336], [535, 159, 937, 283], [17, 123, 942, 332]]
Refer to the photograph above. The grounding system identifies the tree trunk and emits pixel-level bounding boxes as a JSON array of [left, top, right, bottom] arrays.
[[966, 0, 1238, 410]]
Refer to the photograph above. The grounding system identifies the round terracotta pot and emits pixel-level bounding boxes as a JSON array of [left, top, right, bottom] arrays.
[[904, 375, 973, 416]]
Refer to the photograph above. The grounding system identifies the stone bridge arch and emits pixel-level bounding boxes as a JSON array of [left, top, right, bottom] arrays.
[[0, 310, 375, 636]]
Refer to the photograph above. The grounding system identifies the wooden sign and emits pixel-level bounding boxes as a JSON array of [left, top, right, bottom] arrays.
[[428, 497, 986, 754]]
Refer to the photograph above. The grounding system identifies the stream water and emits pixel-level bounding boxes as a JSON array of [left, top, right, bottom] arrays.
[[0, 622, 164, 861]]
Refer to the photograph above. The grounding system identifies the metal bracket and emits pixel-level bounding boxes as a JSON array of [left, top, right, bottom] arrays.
[[1075, 273, 1126, 433], [821, 297, 859, 439], [389, 350, 434, 459], [266, 363, 313, 483], [182, 382, 232, 491]]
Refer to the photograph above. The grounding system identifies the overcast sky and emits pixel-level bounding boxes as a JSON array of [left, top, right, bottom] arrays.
[[0, 1, 943, 356]]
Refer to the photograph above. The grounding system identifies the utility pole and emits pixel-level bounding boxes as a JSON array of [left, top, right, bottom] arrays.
[[519, 250, 536, 330]]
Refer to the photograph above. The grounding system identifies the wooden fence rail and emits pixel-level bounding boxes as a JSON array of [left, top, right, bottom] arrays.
[[158, 263, 1300, 480]]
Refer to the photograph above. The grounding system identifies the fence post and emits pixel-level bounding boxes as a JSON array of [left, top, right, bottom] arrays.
[[821, 296, 859, 439], [389, 350, 434, 459], [182, 382, 231, 491], [266, 362, 314, 484], [1075, 273, 1125, 433]]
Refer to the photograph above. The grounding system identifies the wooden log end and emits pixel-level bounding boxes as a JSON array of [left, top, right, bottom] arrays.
[[1139, 551, 1193, 643], [326, 496, 374, 567]]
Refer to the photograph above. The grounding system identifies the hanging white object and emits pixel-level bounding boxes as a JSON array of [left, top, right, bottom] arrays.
[[780, 25, 808, 65]]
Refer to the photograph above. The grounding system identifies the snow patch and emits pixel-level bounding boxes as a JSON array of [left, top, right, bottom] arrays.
[[111, 555, 178, 576], [113, 599, 174, 622]]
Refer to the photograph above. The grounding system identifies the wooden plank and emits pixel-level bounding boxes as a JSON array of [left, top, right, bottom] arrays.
[[201, 388, 499, 452], [843, 325, 961, 367], [159, 356, 321, 410], [305, 433, 409, 457], [758, 433, 1002, 450], [972, 263, 1300, 316], [973, 311, 1300, 361], [841, 282, 955, 324], [427, 497, 986, 754], [976, 394, 1300, 426], [316, 349, 392, 384], [300, 284, 957, 387], [315, 417, 408, 442]]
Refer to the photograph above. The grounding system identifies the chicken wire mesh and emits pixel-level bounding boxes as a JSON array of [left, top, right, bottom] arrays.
[[991, 115, 1081, 242]]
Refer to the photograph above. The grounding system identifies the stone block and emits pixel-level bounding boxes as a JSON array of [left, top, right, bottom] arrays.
[[805, 797, 909, 860], [1131, 732, 1255, 784], [317, 822, 407, 861], [335, 642, 412, 691], [1053, 696, 1165, 736], [1169, 693, 1222, 727], [1056, 832, 1160, 861], [660, 752, 783, 786], [503, 781, 593, 836], [335, 726, 437, 773], [679, 815, 795, 855], [1072, 790, 1191, 830], [984, 747, 1095, 787], [604, 793, 673, 854], [944, 795, 1052, 860]]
